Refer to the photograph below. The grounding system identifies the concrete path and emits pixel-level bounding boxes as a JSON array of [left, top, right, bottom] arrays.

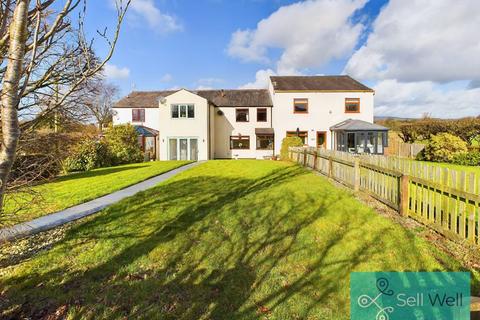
[[0, 161, 200, 243]]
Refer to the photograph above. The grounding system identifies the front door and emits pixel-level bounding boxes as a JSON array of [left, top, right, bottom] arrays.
[[317, 132, 326, 149]]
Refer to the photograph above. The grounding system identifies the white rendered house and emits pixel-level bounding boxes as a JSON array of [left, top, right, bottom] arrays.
[[113, 76, 388, 161]]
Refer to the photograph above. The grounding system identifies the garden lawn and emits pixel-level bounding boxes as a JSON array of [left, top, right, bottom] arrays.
[[3, 161, 190, 226], [413, 160, 480, 174], [0, 160, 477, 319]]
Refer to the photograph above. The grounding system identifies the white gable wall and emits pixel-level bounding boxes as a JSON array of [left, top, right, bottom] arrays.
[[112, 108, 160, 131], [158, 90, 210, 160], [270, 90, 374, 153]]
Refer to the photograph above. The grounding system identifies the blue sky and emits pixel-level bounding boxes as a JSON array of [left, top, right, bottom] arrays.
[[82, 0, 480, 118]]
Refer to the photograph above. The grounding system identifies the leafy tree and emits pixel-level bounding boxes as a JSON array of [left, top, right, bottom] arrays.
[[280, 137, 304, 160], [103, 124, 143, 165]]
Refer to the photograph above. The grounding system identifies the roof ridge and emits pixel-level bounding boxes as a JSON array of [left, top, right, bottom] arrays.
[[129, 88, 268, 94], [196, 88, 268, 92], [270, 75, 350, 78]]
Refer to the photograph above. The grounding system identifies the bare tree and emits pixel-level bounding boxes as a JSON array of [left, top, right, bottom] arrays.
[[83, 77, 119, 130], [0, 0, 131, 212]]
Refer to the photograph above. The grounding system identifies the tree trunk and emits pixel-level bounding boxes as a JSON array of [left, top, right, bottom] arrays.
[[0, 0, 30, 211]]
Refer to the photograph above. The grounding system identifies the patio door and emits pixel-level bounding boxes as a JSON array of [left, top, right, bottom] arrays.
[[168, 138, 199, 161], [179, 139, 188, 160]]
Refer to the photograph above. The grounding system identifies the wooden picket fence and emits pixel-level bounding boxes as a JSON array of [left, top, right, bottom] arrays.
[[385, 140, 425, 158], [289, 147, 480, 247]]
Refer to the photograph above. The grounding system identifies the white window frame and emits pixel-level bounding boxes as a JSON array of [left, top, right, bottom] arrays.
[[171, 104, 195, 119]]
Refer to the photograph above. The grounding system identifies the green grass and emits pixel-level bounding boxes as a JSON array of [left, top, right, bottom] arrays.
[[0, 160, 477, 319], [413, 159, 480, 174], [3, 161, 190, 226]]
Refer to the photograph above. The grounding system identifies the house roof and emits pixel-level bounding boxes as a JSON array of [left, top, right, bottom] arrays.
[[115, 91, 177, 108], [330, 119, 389, 131], [114, 89, 273, 108], [270, 75, 373, 92], [134, 125, 159, 137], [255, 128, 274, 135], [198, 89, 272, 107]]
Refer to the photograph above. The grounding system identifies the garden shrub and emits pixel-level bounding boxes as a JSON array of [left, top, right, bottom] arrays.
[[280, 136, 304, 160], [103, 124, 143, 165], [418, 133, 468, 163], [452, 151, 480, 166], [63, 139, 112, 172], [11, 154, 61, 183], [11, 132, 80, 183]]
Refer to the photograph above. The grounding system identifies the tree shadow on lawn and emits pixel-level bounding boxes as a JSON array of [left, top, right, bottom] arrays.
[[0, 164, 469, 319], [46, 164, 150, 184]]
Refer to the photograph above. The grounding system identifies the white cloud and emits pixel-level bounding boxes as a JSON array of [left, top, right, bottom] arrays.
[[239, 69, 276, 89], [374, 80, 480, 118], [228, 0, 367, 74], [160, 73, 173, 82], [129, 0, 182, 34], [193, 78, 225, 90], [103, 63, 130, 80], [345, 0, 480, 82], [195, 85, 214, 90], [197, 78, 224, 86]]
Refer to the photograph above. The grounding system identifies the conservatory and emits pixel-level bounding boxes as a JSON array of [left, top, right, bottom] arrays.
[[330, 119, 389, 155], [134, 125, 158, 160]]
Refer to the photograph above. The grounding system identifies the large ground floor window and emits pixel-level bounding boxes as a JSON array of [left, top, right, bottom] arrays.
[[168, 137, 198, 160], [230, 136, 250, 150], [256, 134, 274, 150], [335, 131, 388, 154]]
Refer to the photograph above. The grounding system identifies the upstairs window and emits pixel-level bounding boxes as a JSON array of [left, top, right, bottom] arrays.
[[236, 108, 249, 122], [345, 98, 360, 113], [132, 109, 145, 122], [293, 99, 308, 113], [257, 108, 267, 122], [172, 104, 195, 119]]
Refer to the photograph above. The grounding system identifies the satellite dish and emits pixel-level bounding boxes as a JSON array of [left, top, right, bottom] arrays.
[[217, 110, 224, 116], [159, 97, 167, 104]]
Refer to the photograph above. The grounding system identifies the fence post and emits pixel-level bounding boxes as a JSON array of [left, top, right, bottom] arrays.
[[328, 156, 333, 178], [399, 175, 409, 216], [354, 158, 360, 192], [303, 149, 307, 167], [313, 150, 318, 170]]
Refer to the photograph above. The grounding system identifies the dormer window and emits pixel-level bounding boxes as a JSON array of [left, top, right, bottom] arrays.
[[345, 98, 360, 113], [132, 109, 145, 122], [293, 99, 308, 113], [172, 104, 195, 119]]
